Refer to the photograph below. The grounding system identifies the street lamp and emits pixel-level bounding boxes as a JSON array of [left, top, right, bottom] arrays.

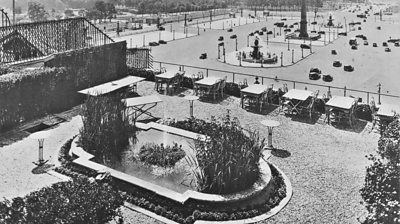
[[235, 37, 238, 51], [30, 131, 51, 166]]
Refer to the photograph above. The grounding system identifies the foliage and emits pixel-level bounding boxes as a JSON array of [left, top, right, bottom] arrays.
[[0, 177, 124, 224], [361, 119, 400, 224], [94, 1, 116, 22], [79, 95, 135, 164], [64, 9, 74, 18], [58, 136, 77, 166], [169, 111, 264, 194], [138, 143, 186, 167], [28, 1, 49, 22]]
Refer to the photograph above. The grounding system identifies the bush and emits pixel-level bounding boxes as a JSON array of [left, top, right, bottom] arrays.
[[0, 177, 124, 223], [79, 95, 136, 164], [58, 136, 77, 166], [127, 67, 156, 81], [360, 119, 400, 224], [138, 142, 186, 167], [173, 111, 265, 194]]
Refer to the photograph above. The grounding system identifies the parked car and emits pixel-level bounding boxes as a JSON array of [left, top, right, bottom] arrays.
[[149, 42, 159, 46], [310, 67, 322, 74], [218, 36, 224, 41], [355, 34, 365, 39], [309, 72, 321, 80], [373, 43, 377, 47], [259, 31, 264, 35], [377, 26, 381, 30], [318, 31, 326, 35], [311, 21, 317, 25], [158, 26, 165, 31], [301, 44, 311, 49], [274, 22, 285, 27], [338, 32, 347, 36], [385, 48, 391, 52], [267, 31, 273, 35], [331, 50, 337, 55], [388, 39, 400, 43], [344, 65, 354, 72], [311, 30, 317, 33], [199, 53, 207, 59], [358, 27, 362, 30], [363, 40, 368, 45], [261, 27, 267, 32], [289, 25, 294, 28], [227, 28, 233, 32], [351, 45, 358, 50], [293, 22, 298, 25], [249, 32, 254, 36], [383, 42, 388, 47], [230, 34, 237, 39], [281, 18, 287, 21], [395, 42, 400, 47], [284, 28, 291, 32], [322, 74, 333, 82], [158, 40, 167, 44], [333, 61, 342, 67]]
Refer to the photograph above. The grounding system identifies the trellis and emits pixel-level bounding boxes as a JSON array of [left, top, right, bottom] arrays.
[[0, 17, 114, 64], [126, 47, 152, 69]]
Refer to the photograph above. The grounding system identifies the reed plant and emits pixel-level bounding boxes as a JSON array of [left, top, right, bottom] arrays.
[[79, 95, 136, 164]]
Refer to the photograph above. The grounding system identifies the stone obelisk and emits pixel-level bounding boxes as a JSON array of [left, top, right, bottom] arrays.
[[299, 0, 309, 38]]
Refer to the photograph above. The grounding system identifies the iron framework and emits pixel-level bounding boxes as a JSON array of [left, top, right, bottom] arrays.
[[0, 9, 11, 27], [0, 17, 114, 64]]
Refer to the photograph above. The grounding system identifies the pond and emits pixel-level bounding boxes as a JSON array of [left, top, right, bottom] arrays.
[[109, 128, 197, 193]]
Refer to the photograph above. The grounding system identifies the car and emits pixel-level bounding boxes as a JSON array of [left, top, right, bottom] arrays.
[[318, 31, 325, 34], [230, 34, 237, 39], [254, 30, 260, 34], [301, 44, 311, 49], [158, 40, 167, 44], [338, 32, 347, 36], [355, 34, 364, 38], [284, 28, 291, 32], [344, 65, 354, 72], [373, 43, 377, 47], [388, 39, 400, 43], [259, 31, 264, 35], [158, 26, 165, 31], [261, 27, 267, 32], [227, 28, 233, 32], [289, 25, 294, 28], [293, 22, 298, 25], [395, 42, 400, 47], [333, 61, 342, 67], [311, 30, 317, 33], [364, 40, 368, 45], [385, 48, 391, 52], [310, 67, 321, 74], [311, 21, 317, 25], [294, 29, 300, 33], [355, 22, 362, 25], [358, 27, 362, 30], [309, 72, 321, 80], [383, 42, 388, 47], [377, 26, 381, 30], [199, 53, 207, 59], [351, 45, 358, 50], [322, 74, 333, 82], [218, 42, 224, 46], [218, 36, 224, 41], [363, 19, 367, 22], [267, 31, 273, 35], [331, 50, 337, 55], [149, 42, 159, 46], [249, 32, 254, 36], [281, 18, 287, 21], [274, 22, 284, 27]]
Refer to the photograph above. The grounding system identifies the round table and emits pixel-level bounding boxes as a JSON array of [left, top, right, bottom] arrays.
[[30, 131, 51, 166], [184, 95, 199, 117], [260, 120, 280, 150]]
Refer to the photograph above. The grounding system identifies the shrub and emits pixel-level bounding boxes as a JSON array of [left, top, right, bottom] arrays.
[[79, 95, 136, 164], [175, 111, 265, 194], [0, 177, 124, 223], [360, 119, 400, 224], [138, 142, 186, 167], [58, 136, 77, 166], [127, 67, 156, 81]]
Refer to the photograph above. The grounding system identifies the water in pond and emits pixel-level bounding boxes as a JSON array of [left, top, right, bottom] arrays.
[[109, 128, 197, 193]]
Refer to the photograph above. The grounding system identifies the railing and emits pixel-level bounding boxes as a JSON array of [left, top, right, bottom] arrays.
[[0, 18, 114, 64], [149, 60, 400, 104]]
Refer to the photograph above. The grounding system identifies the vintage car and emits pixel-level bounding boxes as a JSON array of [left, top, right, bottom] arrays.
[[385, 48, 391, 52], [363, 40, 368, 45], [309, 72, 321, 80], [199, 53, 207, 59], [149, 42, 159, 46], [310, 67, 322, 74], [344, 65, 354, 72], [373, 43, 378, 47], [331, 50, 337, 55], [333, 61, 342, 67], [383, 42, 388, 47], [230, 34, 237, 39], [218, 36, 224, 41], [351, 45, 358, 50], [338, 32, 347, 36], [227, 28, 233, 32], [322, 74, 333, 82], [158, 40, 167, 44], [318, 31, 326, 35], [300, 44, 311, 49]]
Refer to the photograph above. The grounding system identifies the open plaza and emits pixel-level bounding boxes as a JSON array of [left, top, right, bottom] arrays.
[[0, 0, 399, 224]]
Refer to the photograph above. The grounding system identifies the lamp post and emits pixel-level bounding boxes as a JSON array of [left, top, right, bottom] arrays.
[[247, 35, 249, 47], [287, 37, 290, 50], [223, 44, 226, 63], [292, 49, 294, 63], [30, 131, 51, 166], [235, 37, 238, 51], [184, 95, 199, 118], [261, 120, 280, 150], [143, 35, 145, 47]]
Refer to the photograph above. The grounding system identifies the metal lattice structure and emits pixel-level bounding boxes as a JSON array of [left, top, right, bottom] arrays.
[[0, 9, 11, 27], [0, 17, 114, 64], [127, 47, 152, 69]]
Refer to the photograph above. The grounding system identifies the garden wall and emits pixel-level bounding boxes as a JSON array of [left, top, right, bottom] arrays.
[[0, 41, 127, 132]]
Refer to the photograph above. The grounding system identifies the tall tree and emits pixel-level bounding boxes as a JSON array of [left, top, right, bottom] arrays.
[[28, 1, 49, 22]]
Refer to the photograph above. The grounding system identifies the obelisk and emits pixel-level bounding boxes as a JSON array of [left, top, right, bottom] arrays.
[[299, 0, 309, 38]]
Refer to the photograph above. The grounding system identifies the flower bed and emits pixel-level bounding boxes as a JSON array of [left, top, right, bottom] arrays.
[[138, 143, 186, 167]]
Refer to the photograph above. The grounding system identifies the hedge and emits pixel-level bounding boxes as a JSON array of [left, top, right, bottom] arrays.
[[0, 42, 127, 132]]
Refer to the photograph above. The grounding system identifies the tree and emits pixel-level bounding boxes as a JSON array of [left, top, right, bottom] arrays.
[[105, 3, 117, 22], [360, 119, 400, 224], [87, 9, 101, 23], [64, 9, 74, 18], [95, 0, 107, 22], [28, 1, 49, 22]]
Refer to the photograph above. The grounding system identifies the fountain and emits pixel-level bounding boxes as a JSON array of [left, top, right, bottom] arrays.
[[324, 14, 343, 28], [241, 36, 278, 64]]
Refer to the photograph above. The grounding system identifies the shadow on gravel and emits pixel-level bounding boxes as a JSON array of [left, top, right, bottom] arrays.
[[32, 164, 55, 174], [271, 148, 291, 158]]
